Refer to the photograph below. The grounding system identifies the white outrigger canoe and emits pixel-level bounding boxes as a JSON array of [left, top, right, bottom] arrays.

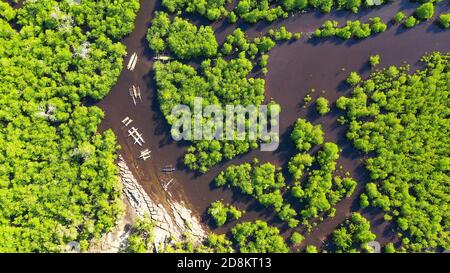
[[127, 52, 138, 71]]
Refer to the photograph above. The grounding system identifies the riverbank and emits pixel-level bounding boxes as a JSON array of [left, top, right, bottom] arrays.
[[89, 155, 206, 253], [97, 0, 450, 249]]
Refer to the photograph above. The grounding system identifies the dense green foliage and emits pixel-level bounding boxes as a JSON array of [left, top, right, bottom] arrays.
[[369, 54, 380, 67], [125, 216, 155, 253], [160, 220, 288, 253], [287, 119, 357, 230], [290, 232, 305, 245], [221, 27, 282, 60], [0, 1, 15, 21], [290, 118, 324, 152], [305, 245, 318, 253], [314, 18, 387, 40], [404, 16, 418, 28], [154, 57, 266, 172], [415, 2, 434, 20], [303, 94, 313, 105], [215, 159, 298, 226], [384, 242, 396, 253], [160, 232, 234, 253], [149, 1, 411, 176], [18, 0, 139, 40], [346, 71, 362, 86], [316, 97, 331, 115], [160, 0, 387, 23], [220, 27, 295, 72], [235, 0, 287, 23], [162, 0, 230, 21], [147, 12, 218, 59], [159, 219, 291, 253], [151, 19, 287, 173], [207, 201, 243, 227], [231, 220, 289, 253], [398, 1, 437, 29], [235, 0, 386, 23], [393, 11, 406, 24], [0, 0, 139, 252], [288, 153, 314, 180], [290, 144, 357, 228], [214, 118, 357, 230], [337, 52, 450, 251], [205, 233, 235, 253], [331, 213, 376, 252], [438, 13, 450, 28], [7, 0, 448, 254], [268, 26, 298, 41]]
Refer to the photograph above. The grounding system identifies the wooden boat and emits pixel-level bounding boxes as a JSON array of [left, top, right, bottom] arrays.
[[161, 165, 176, 173]]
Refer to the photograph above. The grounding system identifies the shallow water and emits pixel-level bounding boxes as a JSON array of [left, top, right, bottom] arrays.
[[97, 0, 450, 247]]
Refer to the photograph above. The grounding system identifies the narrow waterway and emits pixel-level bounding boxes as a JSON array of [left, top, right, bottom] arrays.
[[97, 0, 450, 248]]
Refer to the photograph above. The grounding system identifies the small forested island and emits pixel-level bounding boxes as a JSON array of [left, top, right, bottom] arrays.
[[0, 0, 448, 255]]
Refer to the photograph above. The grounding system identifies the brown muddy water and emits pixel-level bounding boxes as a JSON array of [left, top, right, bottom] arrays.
[[97, 0, 450, 249]]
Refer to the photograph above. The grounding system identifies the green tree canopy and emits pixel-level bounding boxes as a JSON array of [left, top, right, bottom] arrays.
[[331, 213, 376, 253], [337, 52, 450, 252], [231, 220, 289, 253], [0, 0, 140, 252]]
